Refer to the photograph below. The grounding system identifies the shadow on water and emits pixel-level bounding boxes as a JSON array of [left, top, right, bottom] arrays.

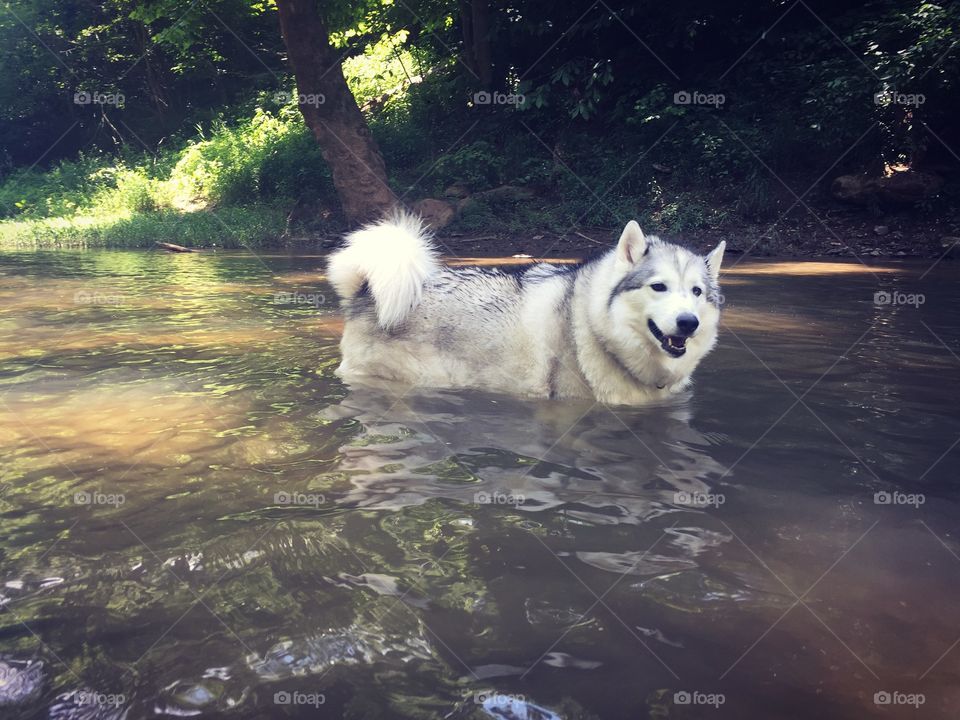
[[1, 251, 960, 718]]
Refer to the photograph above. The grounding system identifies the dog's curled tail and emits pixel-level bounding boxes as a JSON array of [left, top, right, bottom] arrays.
[[326, 210, 439, 330]]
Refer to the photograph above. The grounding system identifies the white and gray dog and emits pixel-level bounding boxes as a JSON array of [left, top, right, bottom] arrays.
[[327, 212, 725, 405]]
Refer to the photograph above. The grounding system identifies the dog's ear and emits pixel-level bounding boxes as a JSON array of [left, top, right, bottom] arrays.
[[705, 240, 726, 281], [615, 221, 647, 266]]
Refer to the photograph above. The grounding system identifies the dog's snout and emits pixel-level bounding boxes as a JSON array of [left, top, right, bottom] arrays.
[[676, 313, 699, 336]]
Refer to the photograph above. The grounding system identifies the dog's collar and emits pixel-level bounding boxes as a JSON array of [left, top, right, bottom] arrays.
[[587, 321, 666, 391]]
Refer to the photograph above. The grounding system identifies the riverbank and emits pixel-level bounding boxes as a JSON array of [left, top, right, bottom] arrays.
[[0, 204, 289, 251], [434, 212, 959, 259], [3, 102, 958, 258], [2, 203, 956, 260]]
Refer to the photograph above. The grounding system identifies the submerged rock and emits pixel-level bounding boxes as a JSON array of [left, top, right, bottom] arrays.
[[48, 689, 128, 720], [247, 624, 433, 681], [940, 237, 960, 258], [0, 656, 44, 706], [153, 678, 242, 717], [479, 694, 561, 719]]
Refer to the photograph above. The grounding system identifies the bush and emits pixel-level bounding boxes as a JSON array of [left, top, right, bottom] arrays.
[[164, 106, 337, 208], [0, 105, 337, 248]]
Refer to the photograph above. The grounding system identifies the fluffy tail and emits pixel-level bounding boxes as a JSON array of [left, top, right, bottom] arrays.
[[326, 211, 439, 330]]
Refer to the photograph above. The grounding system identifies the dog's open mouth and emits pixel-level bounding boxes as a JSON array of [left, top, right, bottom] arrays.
[[648, 319, 687, 358]]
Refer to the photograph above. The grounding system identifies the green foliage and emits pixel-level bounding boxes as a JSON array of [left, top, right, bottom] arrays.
[[1, 0, 957, 245], [342, 30, 420, 107], [0, 106, 332, 248], [429, 141, 505, 191], [170, 107, 332, 206]]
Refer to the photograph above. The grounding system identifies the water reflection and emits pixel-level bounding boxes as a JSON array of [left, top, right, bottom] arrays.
[[1, 251, 960, 719], [327, 382, 726, 522]]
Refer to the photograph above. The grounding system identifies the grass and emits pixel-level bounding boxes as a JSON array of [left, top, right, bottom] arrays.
[[0, 204, 290, 249], [0, 104, 335, 249]]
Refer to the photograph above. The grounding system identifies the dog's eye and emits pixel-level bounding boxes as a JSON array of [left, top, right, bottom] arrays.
[[650, 283, 667, 292], [692, 286, 702, 297]]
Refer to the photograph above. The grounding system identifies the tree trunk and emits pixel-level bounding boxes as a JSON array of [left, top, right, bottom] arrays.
[[133, 22, 168, 115], [459, 0, 494, 89], [470, 0, 494, 89], [275, 0, 397, 225]]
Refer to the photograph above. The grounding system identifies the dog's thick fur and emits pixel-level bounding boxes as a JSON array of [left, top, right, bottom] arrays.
[[327, 212, 725, 405]]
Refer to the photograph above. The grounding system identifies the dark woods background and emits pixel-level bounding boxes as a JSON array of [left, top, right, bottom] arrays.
[[0, 0, 957, 246]]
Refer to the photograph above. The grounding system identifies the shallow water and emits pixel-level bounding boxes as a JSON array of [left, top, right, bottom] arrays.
[[1, 250, 959, 719]]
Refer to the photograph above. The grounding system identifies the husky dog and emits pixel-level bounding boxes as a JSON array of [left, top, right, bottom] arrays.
[[327, 213, 725, 405]]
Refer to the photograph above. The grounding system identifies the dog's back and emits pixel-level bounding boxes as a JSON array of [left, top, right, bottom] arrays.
[[327, 214, 574, 392]]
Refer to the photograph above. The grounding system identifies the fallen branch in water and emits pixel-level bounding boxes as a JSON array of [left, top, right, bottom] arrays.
[[155, 241, 198, 253], [574, 231, 604, 245]]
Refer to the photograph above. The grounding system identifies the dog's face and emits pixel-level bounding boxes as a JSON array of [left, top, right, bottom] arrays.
[[608, 221, 725, 370]]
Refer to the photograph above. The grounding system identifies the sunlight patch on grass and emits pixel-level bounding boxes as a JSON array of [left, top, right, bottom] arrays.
[[0, 205, 288, 249]]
